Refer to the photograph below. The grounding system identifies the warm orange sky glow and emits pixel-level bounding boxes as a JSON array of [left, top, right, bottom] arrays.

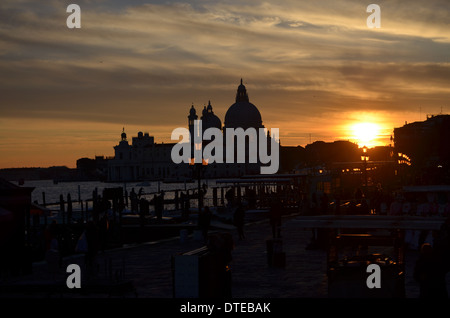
[[0, 0, 449, 169], [350, 122, 382, 148]]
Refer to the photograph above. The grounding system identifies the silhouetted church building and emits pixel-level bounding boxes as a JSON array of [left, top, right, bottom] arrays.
[[107, 80, 286, 182]]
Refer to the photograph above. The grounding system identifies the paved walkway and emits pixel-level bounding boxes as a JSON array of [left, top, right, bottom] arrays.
[[2, 213, 450, 298]]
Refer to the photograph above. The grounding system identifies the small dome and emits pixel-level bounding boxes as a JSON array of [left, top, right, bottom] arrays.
[[206, 100, 213, 112], [188, 104, 198, 123], [236, 79, 249, 103], [189, 104, 196, 116], [201, 101, 222, 130]]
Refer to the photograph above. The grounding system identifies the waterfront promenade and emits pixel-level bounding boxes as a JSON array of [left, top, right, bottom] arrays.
[[2, 212, 450, 299]]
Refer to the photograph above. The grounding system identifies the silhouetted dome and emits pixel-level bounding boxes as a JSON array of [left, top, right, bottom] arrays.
[[121, 127, 127, 141], [201, 101, 222, 130], [189, 105, 196, 116], [224, 79, 263, 129]]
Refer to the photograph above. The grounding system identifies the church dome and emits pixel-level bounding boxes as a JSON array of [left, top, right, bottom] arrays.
[[201, 101, 222, 130], [224, 79, 263, 129]]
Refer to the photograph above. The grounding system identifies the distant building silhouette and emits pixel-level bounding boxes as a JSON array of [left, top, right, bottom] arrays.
[[107, 80, 278, 182], [394, 114, 450, 184], [0, 166, 77, 182], [104, 80, 422, 183], [108, 128, 177, 182], [76, 156, 109, 181]]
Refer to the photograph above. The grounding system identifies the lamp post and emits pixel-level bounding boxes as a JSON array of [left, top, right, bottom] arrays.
[[189, 156, 208, 214], [361, 145, 369, 188]]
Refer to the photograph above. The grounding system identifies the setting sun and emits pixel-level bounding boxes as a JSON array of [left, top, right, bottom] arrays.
[[351, 122, 381, 148]]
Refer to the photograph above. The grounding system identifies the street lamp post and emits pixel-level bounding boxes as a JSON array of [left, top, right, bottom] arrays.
[[361, 145, 369, 188], [189, 157, 208, 214]]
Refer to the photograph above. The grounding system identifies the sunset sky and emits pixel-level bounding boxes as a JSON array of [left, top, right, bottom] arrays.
[[1, 0, 449, 168]]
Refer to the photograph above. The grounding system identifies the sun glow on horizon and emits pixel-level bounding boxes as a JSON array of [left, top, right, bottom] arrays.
[[350, 122, 382, 148]]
